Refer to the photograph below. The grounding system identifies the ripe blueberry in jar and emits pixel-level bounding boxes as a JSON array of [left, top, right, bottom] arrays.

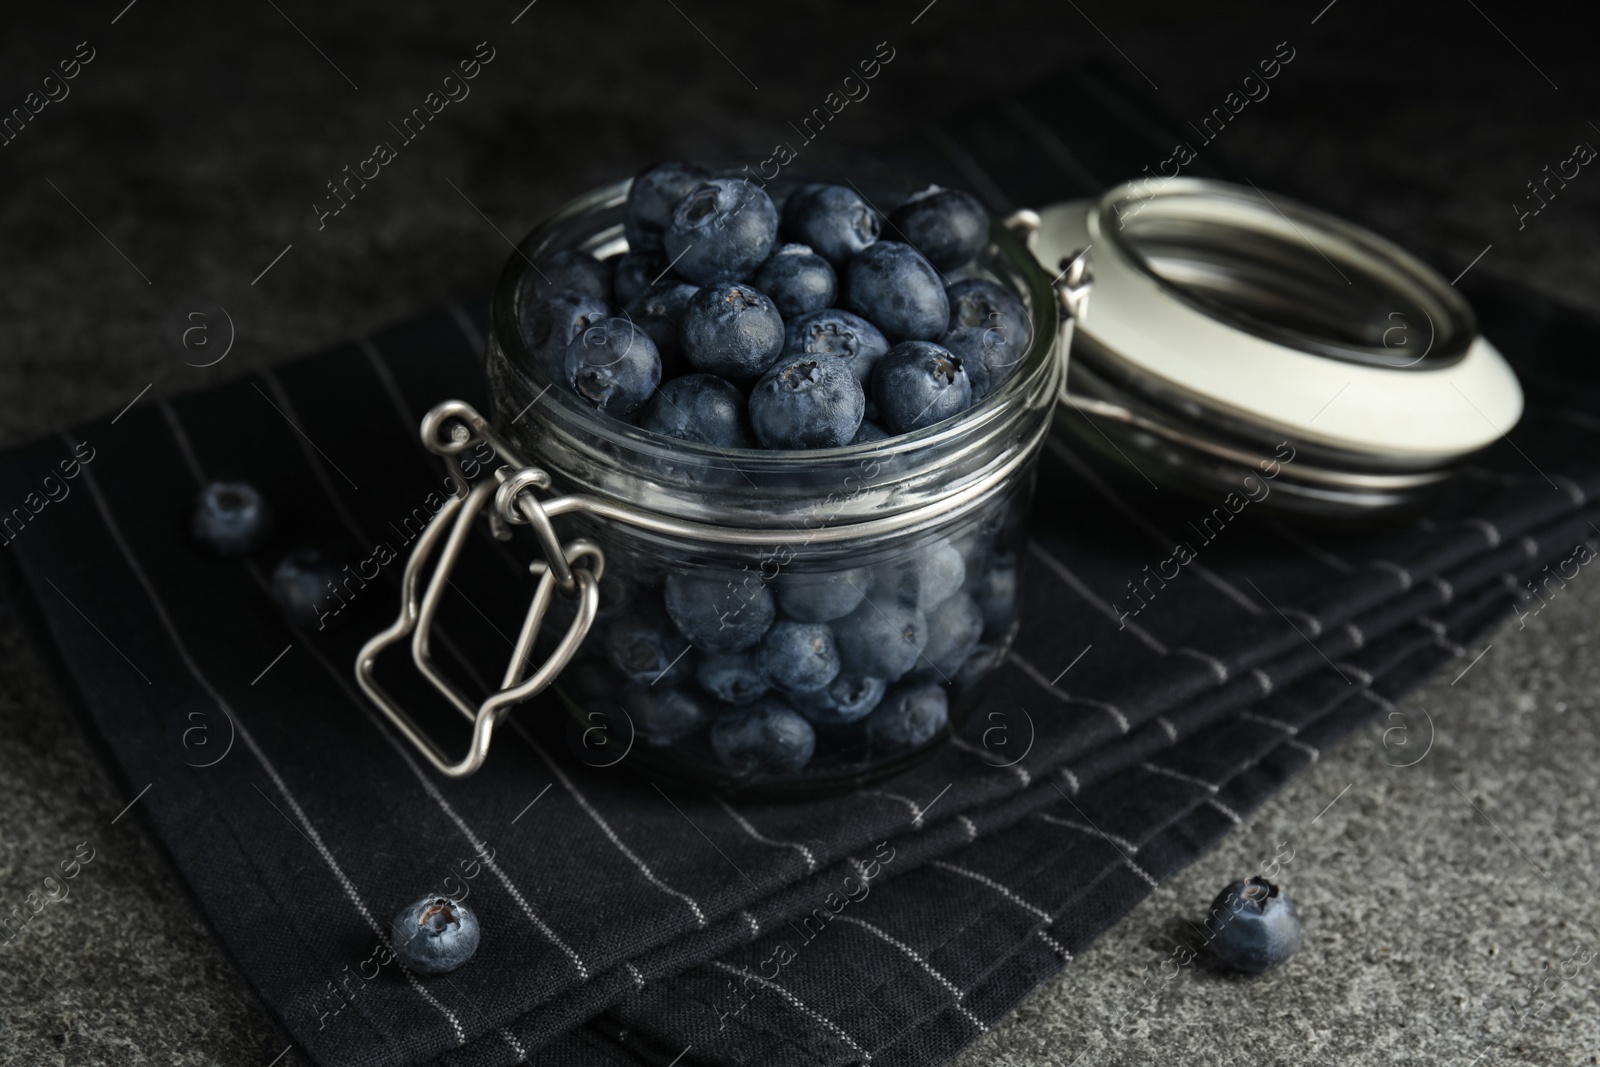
[[873, 341, 973, 434], [866, 683, 949, 749], [530, 248, 613, 303], [680, 283, 786, 382], [748, 355, 866, 449], [522, 290, 609, 384], [625, 160, 710, 255], [844, 241, 950, 343], [753, 243, 838, 318], [664, 178, 779, 285], [781, 183, 880, 266], [711, 697, 817, 774], [564, 317, 662, 418], [664, 572, 775, 654], [639, 373, 754, 449], [888, 186, 990, 270], [781, 308, 890, 389]]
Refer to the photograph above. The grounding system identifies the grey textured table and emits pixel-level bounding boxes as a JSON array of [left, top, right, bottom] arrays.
[[2, 2, 1597, 1064]]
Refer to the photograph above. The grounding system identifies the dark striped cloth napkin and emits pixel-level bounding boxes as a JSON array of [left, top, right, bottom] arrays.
[[2, 65, 1596, 1067]]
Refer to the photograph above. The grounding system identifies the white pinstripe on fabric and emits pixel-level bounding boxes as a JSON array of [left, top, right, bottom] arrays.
[[1036, 814, 1141, 855], [1369, 559, 1413, 590], [930, 860, 1052, 922], [1237, 711, 1299, 734], [1036, 929, 1073, 960], [863, 790, 926, 829], [1139, 761, 1220, 794], [706, 960, 871, 1060], [1004, 650, 1131, 733], [1025, 541, 1168, 655], [511, 723, 709, 928], [948, 736, 1031, 786], [1046, 436, 1264, 616], [715, 799, 819, 874], [1172, 647, 1229, 683], [832, 915, 987, 1033], [1207, 798, 1244, 824], [1266, 520, 1354, 574]]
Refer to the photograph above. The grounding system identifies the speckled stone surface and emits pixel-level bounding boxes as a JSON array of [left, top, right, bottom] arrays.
[[2, 2, 1597, 1064]]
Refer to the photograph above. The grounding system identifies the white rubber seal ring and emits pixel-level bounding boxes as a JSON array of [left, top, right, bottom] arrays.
[[1034, 181, 1523, 464]]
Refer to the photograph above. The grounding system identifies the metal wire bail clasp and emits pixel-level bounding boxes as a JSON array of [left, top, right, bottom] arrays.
[[354, 400, 605, 778]]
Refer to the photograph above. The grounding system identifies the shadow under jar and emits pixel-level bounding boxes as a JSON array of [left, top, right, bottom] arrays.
[[479, 172, 1062, 799]]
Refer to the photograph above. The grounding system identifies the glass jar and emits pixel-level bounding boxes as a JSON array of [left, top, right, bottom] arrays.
[[468, 171, 1062, 798], [354, 169, 1064, 798]]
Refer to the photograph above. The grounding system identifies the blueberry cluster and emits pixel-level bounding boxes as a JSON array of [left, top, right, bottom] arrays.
[[518, 163, 1033, 449], [589, 513, 1022, 781]]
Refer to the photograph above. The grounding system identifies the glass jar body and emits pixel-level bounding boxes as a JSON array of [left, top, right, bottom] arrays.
[[484, 171, 1060, 797]]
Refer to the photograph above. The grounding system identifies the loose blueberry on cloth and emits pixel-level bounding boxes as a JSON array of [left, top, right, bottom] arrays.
[[190, 480, 273, 557], [2, 66, 1597, 1067], [390, 896, 482, 976]]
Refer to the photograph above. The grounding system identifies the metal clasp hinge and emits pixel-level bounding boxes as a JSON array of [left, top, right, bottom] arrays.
[[354, 401, 605, 778]]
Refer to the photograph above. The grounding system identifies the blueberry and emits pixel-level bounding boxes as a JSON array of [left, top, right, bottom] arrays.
[[791, 673, 887, 726], [759, 620, 841, 693], [752, 243, 837, 318], [866, 683, 949, 750], [873, 341, 972, 434], [851, 420, 890, 444], [621, 683, 709, 744], [954, 643, 1004, 688], [1206, 877, 1303, 974], [664, 571, 775, 653], [605, 608, 694, 685], [844, 241, 949, 343], [696, 651, 770, 704], [973, 554, 1018, 631], [781, 308, 889, 388], [520, 291, 610, 384], [947, 278, 1031, 350], [749, 355, 865, 449], [780, 183, 879, 266], [915, 593, 983, 678], [942, 278, 1032, 398], [665, 178, 779, 286], [681, 283, 785, 381], [710, 697, 817, 775], [564, 317, 662, 418], [888, 186, 989, 270], [390, 896, 480, 976], [833, 600, 927, 682], [625, 161, 710, 255], [624, 280, 698, 369], [885, 540, 966, 611], [775, 567, 870, 622], [613, 250, 664, 306], [271, 549, 340, 627], [531, 248, 612, 303], [191, 481, 272, 557], [639, 374, 754, 449]]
